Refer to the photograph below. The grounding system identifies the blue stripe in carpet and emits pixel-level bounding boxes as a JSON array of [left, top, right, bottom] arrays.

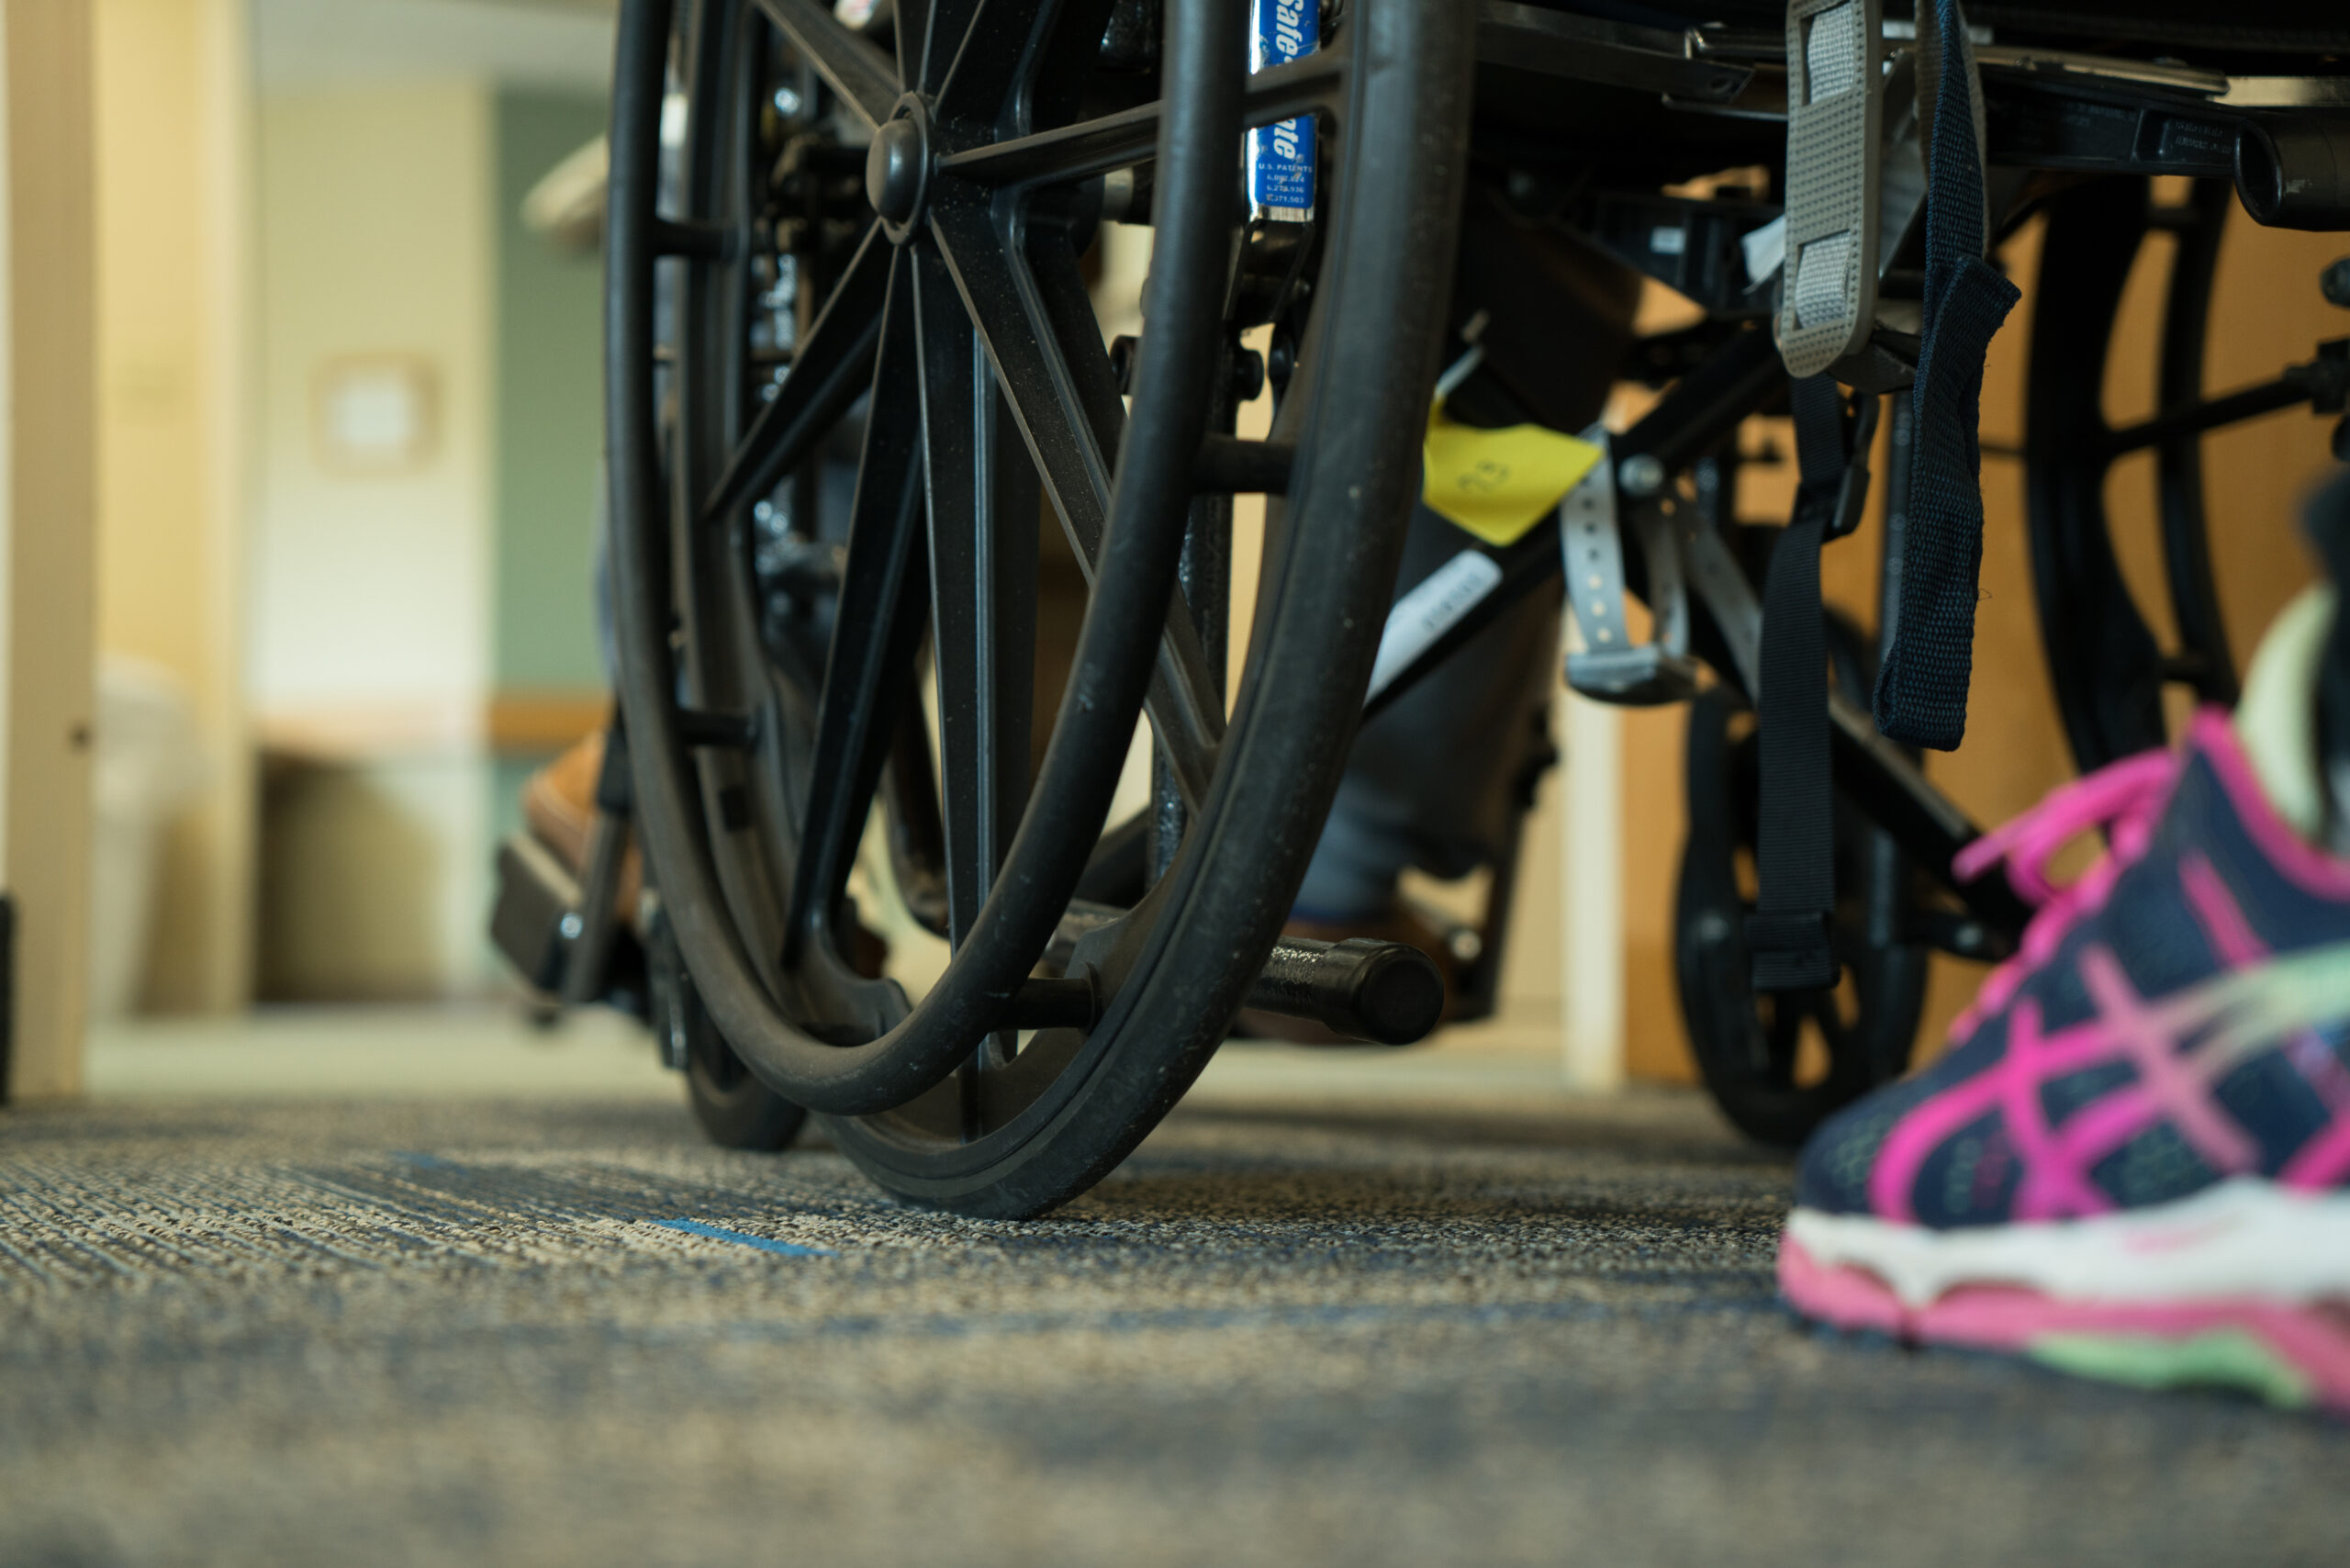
[[654, 1219, 835, 1257]]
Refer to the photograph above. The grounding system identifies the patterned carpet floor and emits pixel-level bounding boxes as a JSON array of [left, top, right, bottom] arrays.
[[4, 1048, 2346, 1566]]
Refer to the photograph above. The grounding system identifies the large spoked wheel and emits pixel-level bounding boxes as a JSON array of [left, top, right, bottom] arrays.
[[609, 0, 1473, 1215], [1673, 615, 1930, 1148], [2026, 175, 2243, 772]]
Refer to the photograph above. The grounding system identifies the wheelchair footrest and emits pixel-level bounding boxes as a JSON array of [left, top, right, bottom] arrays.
[[490, 833, 581, 998], [1566, 645, 1703, 705]]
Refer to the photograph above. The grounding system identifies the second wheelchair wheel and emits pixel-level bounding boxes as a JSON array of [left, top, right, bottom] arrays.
[[1674, 617, 1930, 1148], [647, 904, 809, 1152], [2020, 174, 2350, 772], [609, 0, 1474, 1214]]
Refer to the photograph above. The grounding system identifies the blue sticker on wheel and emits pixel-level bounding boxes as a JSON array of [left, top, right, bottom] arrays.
[[1247, 0, 1316, 221]]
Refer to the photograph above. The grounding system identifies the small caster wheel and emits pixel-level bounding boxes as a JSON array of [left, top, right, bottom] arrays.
[[647, 905, 808, 1153], [1673, 615, 1929, 1147]]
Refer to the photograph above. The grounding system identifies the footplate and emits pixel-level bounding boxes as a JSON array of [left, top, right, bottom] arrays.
[[490, 833, 582, 997], [1561, 431, 1700, 704]]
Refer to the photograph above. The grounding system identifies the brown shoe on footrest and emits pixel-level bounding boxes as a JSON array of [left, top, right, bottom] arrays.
[[522, 731, 643, 924], [520, 728, 890, 978], [1233, 901, 1461, 1046]]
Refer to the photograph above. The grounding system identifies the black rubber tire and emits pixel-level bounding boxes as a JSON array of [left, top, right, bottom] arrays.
[[686, 1016, 809, 1152], [2025, 175, 2238, 775], [650, 908, 808, 1152], [1673, 617, 1930, 1148]]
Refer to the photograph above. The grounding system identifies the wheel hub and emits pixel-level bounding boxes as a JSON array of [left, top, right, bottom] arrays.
[[865, 104, 932, 241]]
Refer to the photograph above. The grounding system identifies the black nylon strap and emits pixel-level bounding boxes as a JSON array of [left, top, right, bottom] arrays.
[[1747, 375, 1853, 992], [1870, 0, 2020, 749]]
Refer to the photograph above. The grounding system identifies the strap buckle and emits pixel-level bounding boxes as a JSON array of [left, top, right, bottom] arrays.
[[1743, 909, 1838, 991]]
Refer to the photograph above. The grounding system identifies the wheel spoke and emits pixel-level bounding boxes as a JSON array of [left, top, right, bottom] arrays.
[[937, 45, 1347, 188], [928, 202, 1225, 807], [924, 0, 1039, 108], [882, 686, 952, 937], [894, 0, 930, 86], [927, 202, 1115, 510], [2101, 375, 2320, 456], [702, 223, 890, 524], [784, 254, 931, 957], [751, 0, 901, 129], [912, 244, 1037, 944], [913, 241, 1036, 1128]]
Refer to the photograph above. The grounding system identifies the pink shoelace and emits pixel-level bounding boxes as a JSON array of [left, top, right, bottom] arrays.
[[1946, 746, 2183, 1044]]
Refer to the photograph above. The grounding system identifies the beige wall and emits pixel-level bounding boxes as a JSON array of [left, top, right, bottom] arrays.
[[92, 0, 253, 1014], [251, 79, 497, 998], [253, 81, 491, 715], [1, 0, 97, 1099]]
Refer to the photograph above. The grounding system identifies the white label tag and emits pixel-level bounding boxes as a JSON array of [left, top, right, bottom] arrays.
[[1365, 550, 1506, 704], [1741, 213, 1787, 285]]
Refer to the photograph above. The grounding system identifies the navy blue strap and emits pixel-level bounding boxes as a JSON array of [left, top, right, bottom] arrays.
[[1870, 0, 2019, 750], [1747, 375, 1850, 991]]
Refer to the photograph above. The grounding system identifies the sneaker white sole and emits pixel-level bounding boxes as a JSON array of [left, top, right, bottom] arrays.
[[1779, 1179, 2350, 1410]]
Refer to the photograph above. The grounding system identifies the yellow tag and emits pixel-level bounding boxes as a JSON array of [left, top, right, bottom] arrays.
[[1420, 407, 1604, 547]]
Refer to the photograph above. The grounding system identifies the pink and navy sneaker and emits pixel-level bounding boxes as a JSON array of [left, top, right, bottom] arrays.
[[1778, 581, 2350, 1412]]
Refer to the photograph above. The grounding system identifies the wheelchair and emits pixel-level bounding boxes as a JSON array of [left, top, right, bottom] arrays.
[[491, 0, 2350, 1215]]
